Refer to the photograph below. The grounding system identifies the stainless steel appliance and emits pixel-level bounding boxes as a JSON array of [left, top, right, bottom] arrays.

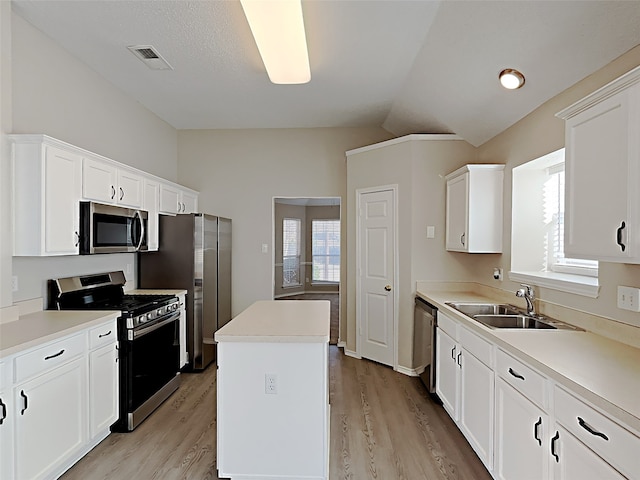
[[139, 214, 231, 371], [414, 296, 437, 394], [50, 271, 180, 431], [80, 201, 148, 254]]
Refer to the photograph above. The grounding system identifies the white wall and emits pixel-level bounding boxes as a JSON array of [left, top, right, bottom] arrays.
[[474, 44, 640, 338], [0, 1, 13, 308], [177, 128, 393, 318], [9, 12, 180, 304]]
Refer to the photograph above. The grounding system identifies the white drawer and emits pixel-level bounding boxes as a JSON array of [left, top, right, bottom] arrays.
[[459, 326, 492, 367], [14, 333, 86, 383], [89, 320, 118, 350], [554, 386, 640, 479], [438, 312, 458, 339], [496, 348, 546, 408]]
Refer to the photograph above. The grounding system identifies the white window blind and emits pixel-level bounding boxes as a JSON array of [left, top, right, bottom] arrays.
[[282, 218, 301, 287], [543, 162, 598, 276], [312, 220, 340, 283]]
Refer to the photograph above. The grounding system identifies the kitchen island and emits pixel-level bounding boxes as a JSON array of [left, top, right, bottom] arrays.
[[215, 300, 330, 480]]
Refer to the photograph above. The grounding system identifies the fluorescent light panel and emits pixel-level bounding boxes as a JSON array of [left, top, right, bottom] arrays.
[[241, 0, 311, 84]]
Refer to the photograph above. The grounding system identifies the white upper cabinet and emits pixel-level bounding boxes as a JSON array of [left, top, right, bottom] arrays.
[[159, 183, 198, 215], [143, 179, 160, 251], [556, 66, 640, 263], [12, 138, 82, 256], [83, 157, 143, 208], [445, 164, 504, 253]]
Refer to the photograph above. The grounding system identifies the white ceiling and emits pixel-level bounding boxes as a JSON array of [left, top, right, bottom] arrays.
[[11, 0, 640, 147]]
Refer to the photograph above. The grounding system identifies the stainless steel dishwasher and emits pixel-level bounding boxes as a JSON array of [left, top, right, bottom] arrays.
[[414, 296, 437, 393]]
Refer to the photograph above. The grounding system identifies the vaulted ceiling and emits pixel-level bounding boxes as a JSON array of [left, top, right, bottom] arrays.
[[12, 0, 640, 146]]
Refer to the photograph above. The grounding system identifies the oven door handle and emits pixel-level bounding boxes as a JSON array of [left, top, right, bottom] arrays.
[[132, 312, 180, 339], [134, 210, 146, 251]]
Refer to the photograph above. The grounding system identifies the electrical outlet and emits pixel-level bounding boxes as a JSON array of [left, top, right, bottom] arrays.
[[261, 243, 268, 254], [265, 373, 277, 394], [12, 276, 18, 292], [493, 268, 503, 281], [125, 263, 133, 276], [617, 286, 640, 312]]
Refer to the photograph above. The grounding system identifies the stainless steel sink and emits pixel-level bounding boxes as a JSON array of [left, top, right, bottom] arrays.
[[446, 302, 523, 317], [445, 302, 582, 331], [472, 314, 556, 329]]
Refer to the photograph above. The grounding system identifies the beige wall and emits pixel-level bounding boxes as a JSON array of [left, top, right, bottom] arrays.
[[346, 136, 487, 368], [473, 44, 640, 335], [177, 128, 393, 318], [0, 1, 12, 308], [8, 13, 180, 304]]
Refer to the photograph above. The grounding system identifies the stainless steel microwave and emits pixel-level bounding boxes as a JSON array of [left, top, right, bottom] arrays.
[[80, 202, 148, 254]]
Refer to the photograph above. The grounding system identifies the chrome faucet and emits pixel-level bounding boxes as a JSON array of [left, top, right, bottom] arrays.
[[516, 284, 536, 316]]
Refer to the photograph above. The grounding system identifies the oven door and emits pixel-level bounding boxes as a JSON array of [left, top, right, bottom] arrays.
[[80, 202, 148, 254], [117, 312, 180, 431]]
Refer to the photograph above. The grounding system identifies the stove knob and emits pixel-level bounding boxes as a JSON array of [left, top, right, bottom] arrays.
[[173, 304, 179, 310], [146, 312, 153, 321], [157, 308, 163, 315]]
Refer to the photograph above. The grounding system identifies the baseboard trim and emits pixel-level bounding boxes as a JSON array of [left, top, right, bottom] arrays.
[[395, 365, 420, 377], [344, 349, 361, 359], [337, 340, 346, 348]]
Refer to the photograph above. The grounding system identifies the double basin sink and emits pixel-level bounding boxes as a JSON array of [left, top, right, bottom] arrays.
[[445, 302, 581, 330]]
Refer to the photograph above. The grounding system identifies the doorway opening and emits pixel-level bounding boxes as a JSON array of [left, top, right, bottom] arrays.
[[273, 197, 341, 345]]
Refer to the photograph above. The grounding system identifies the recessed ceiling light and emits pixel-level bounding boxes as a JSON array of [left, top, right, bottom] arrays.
[[499, 68, 525, 90]]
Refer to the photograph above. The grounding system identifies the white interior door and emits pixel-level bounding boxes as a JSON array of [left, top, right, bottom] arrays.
[[358, 188, 395, 367]]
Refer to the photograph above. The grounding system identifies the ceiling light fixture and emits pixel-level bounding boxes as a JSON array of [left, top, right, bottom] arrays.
[[499, 68, 525, 90], [240, 0, 311, 85]]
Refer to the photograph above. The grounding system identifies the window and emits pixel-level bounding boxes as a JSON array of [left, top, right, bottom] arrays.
[[511, 149, 599, 297], [282, 218, 301, 287], [312, 220, 340, 283]]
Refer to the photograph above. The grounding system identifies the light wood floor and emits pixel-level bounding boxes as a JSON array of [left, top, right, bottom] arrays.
[[61, 347, 491, 480]]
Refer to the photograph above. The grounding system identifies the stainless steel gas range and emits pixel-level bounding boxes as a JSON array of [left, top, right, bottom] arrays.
[[49, 271, 181, 431]]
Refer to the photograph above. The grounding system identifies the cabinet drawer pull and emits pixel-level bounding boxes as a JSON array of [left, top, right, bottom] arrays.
[[75, 231, 80, 247], [98, 330, 112, 338], [44, 349, 65, 360], [508, 367, 525, 381], [577, 416, 609, 441], [460, 232, 466, 246], [533, 417, 542, 446], [457, 351, 462, 368], [20, 390, 28, 415], [616, 221, 626, 252], [451, 345, 456, 360], [0, 398, 6, 424], [551, 431, 560, 462]]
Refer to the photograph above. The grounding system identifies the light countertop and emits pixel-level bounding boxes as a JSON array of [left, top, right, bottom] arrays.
[[0, 310, 120, 359], [417, 289, 640, 435], [215, 300, 330, 343]]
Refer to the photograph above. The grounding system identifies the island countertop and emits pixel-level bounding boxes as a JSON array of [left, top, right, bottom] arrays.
[[214, 300, 330, 343]]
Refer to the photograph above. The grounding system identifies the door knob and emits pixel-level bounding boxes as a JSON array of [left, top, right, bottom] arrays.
[[384, 285, 392, 291]]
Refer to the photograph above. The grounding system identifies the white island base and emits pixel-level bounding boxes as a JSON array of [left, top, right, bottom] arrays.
[[215, 300, 330, 480]]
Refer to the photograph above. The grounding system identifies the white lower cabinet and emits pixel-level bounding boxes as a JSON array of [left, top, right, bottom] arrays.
[[435, 314, 494, 470], [0, 360, 14, 480], [14, 357, 86, 480], [495, 378, 548, 480], [89, 344, 118, 439], [551, 425, 625, 480]]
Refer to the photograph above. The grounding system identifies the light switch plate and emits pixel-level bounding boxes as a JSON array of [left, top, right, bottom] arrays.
[[426, 226, 435, 239], [617, 286, 640, 312]]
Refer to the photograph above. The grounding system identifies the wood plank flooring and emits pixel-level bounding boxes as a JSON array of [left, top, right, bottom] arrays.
[[61, 347, 491, 480]]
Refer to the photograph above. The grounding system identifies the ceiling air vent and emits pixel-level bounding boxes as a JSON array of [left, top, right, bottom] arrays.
[[127, 45, 173, 70]]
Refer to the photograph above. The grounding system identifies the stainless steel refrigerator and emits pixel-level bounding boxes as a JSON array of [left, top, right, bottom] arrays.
[[138, 214, 231, 371]]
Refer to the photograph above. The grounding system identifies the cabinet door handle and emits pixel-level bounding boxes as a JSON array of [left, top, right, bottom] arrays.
[[44, 349, 65, 360], [111, 185, 116, 199], [119, 187, 125, 201], [0, 398, 6, 424], [457, 351, 462, 368], [20, 390, 28, 415], [577, 417, 609, 441], [616, 221, 626, 252], [533, 417, 542, 446], [451, 345, 456, 360], [460, 233, 466, 246], [98, 330, 112, 338], [551, 431, 560, 462], [74, 231, 80, 247], [508, 367, 525, 381]]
